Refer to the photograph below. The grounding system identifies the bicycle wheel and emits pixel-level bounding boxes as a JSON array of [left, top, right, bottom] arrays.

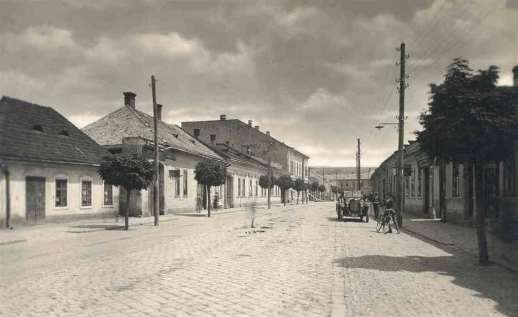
[[390, 214, 400, 234], [376, 218, 383, 232]]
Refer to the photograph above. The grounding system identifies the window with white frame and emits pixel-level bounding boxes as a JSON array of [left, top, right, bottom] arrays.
[[81, 178, 92, 207], [249, 179, 253, 197], [55, 177, 68, 207]]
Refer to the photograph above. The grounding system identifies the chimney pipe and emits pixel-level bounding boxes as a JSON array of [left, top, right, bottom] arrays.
[[266, 131, 270, 136], [248, 120, 253, 126], [220, 114, 226, 120], [123, 91, 136, 109], [156, 104, 162, 121], [513, 66, 518, 87], [255, 125, 260, 130]]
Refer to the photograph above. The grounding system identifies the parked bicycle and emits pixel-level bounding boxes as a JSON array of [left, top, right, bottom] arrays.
[[376, 207, 400, 234]]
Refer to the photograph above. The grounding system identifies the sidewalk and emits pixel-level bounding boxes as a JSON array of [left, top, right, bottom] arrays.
[[401, 214, 518, 272], [402, 215, 479, 255], [0, 202, 313, 245]]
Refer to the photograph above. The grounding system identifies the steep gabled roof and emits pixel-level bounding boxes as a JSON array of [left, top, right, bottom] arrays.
[[0, 96, 109, 165], [82, 106, 222, 161]]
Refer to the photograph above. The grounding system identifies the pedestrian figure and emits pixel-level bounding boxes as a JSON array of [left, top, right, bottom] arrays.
[[249, 202, 257, 228], [372, 192, 380, 220]]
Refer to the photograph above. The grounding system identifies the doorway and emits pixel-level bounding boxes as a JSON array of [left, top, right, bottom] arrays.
[[26, 176, 45, 224]]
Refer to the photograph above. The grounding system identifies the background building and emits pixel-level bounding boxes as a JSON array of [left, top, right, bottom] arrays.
[[181, 115, 309, 181]]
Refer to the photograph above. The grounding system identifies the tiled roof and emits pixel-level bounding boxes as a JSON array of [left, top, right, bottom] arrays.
[[209, 143, 270, 171], [82, 106, 222, 161], [0, 96, 109, 165]]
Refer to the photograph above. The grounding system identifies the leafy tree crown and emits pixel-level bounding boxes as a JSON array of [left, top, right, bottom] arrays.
[[416, 58, 518, 163], [277, 175, 293, 190], [98, 154, 154, 191], [194, 160, 227, 187]]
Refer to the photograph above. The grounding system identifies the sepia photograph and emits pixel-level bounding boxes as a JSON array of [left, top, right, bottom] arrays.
[[1, 0, 518, 316]]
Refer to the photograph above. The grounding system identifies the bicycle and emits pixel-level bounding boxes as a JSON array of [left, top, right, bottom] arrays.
[[376, 208, 400, 234]]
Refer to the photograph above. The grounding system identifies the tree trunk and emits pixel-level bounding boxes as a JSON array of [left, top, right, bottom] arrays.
[[439, 159, 447, 223], [125, 189, 131, 230], [474, 162, 489, 265], [283, 189, 286, 206], [207, 185, 211, 218]]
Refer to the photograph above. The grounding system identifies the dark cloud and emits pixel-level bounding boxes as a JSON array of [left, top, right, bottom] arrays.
[[0, 0, 517, 166]]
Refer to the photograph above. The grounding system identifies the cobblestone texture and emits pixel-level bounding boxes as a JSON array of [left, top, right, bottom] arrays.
[[1, 203, 518, 316]]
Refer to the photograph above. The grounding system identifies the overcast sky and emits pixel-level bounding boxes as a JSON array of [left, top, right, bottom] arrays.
[[1, 0, 518, 166]]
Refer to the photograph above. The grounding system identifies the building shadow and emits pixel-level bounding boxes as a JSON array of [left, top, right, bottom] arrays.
[[335, 244, 518, 316]]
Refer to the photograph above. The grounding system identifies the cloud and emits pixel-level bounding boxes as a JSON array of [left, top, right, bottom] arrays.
[[0, 0, 517, 167]]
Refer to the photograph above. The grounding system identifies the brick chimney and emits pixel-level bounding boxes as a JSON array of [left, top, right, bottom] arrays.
[[156, 104, 162, 121], [220, 114, 226, 120], [123, 92, 136, 109], [248, 120, 253, 126], [255, 125, 260, 130], [513, 66, 518, 87]]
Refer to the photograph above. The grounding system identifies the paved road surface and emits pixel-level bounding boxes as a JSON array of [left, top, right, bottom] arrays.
[[0, 203, 517, 316]]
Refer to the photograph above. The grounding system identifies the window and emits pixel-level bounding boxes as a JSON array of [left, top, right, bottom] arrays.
[[410, 168, 415, 198], [255, 180, 258, 196], [193, 129, 200, 138], [81, 180, 92, 207], [210, 134, 216, 143], [242, 179, 246, 197], [174, 171, 180, 197], [249, 179, 253, 197], [55, 178, 67, 207], [32, 124, 44, 132], [104, 183, 113, 206], [504, 158, 516, 196], [452, 164, 461, 197], [183, 170, 188, 197], [417, 168, 422, 197]]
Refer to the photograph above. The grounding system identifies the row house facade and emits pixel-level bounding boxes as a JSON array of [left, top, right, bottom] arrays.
[[82, 92, 285, 216], [181, 116, 309, 204], [0, 96, 119, 226], [372, 140, 518, 270], [181, 116, 309, 180]]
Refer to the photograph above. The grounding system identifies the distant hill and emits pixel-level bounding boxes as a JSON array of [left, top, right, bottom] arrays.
[[308, 166, 375, 180]]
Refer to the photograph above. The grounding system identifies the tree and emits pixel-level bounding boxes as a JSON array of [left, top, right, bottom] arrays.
[[194, 160, 226, 217], [276, 175, 293, 206], [293, 178, 305, 204], [98, 154, 154, 230], [416, 58, 518, 265], [311, 181, 319, 200], [259, 175, 275, 189], [318, 184, 326, 200]]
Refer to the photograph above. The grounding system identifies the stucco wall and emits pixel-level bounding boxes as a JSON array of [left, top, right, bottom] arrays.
[[0, 161, 119, 225]]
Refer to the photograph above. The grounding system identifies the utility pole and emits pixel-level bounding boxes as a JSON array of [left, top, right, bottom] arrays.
[[267, 142, 272, 209], [322, 167, 325, 200], [396, 42, 408, 227], [335, 169, 338, 200], [356, 138, 361, 192], [151, 75, 160, 226]]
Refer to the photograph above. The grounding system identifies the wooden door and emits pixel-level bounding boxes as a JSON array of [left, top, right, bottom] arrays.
[[26, 177, 45, 224]]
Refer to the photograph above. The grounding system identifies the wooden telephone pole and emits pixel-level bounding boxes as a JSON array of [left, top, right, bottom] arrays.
[[356, 138, 361, 192], [396, 42, 408, 227], [151, 75, 160, 226]]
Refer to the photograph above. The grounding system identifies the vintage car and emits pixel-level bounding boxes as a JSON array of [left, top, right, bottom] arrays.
[[336, 194, 369, 222]]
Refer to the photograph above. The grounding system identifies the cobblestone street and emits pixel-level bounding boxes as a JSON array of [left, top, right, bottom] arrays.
[[1, 202, 518, 316]]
